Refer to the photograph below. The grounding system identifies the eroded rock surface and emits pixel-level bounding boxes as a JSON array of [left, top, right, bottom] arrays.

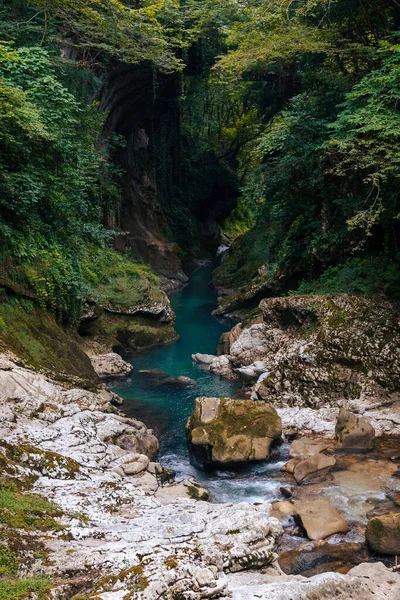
[[0, 354, 284, 598], [208, 294, 400, 437], [187, 397, 282, 469], [90, 352, 133, 378], [227, 561, 400, 599]]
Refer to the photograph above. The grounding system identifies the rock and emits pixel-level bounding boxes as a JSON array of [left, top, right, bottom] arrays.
[[89, 352, 133, 378], [271, 501, 295, 521], [289, 437, 330, 458], [294, 499, 350, 540], [217, 323, 242, 356], [280, 486, 294, 498], [187, 397, 282, 469], [121, 453, 150, 475], [281, 458, 301, 474], [279, 540, 369, 577], [155, 479, 209, 501], [215, 295, 400, 431], [366, 499, 400, 519], [116, 432, 159, 460], [192, 353, 216, 366], [162, 375, 197, 387], [209, 355, 237, 379], [138, 369, 170, 379], [235, 366, 257, 382], [366, 512, 400, 555], [293, 453, 337, 485], [0, 353, 286, 600], [227, 561, 400, 599], [335, 409, 375, 451]]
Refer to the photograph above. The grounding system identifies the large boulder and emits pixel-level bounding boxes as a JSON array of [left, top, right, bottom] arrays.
[[186, 397, 282, 470], [335, 408, 375, 451], [278, 540, 369, 577], [293, 453, 337, 485], [366, 512, 400, 555], [216, 295, 400, 414], [289, 437, 330, 458], [294, 499, 349, 540], [90, 352, 132, 378]]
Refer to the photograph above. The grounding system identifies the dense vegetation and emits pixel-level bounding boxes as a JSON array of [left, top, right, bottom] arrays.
[[0, 0, 399, 341], [212, 1, 400, 299]]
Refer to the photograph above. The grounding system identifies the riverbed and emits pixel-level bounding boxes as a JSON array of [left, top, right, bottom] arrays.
[[112, 266, 399, 525], [112, 265, 288, 503]]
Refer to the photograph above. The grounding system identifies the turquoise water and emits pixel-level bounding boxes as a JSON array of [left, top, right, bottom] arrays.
[[113, 265, 287, 503]]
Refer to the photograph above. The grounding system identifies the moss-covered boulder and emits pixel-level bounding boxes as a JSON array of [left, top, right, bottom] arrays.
[[366, 513, 400, 555], [79, 246, 178, 351], [186, 397, 282, 470], [213, 294, 400, 413]]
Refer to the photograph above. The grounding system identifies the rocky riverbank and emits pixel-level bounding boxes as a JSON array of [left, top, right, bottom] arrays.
[[1, 348, 399, 598], [194, 294, 400, 436]]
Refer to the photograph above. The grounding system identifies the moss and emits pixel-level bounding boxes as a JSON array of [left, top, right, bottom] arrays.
[[0, 301, 98, 389], [164, 557, 178, 569], [0, 546, 18, 577], [186, 485, 209, 501], [82, 246, 165, 310], [0, 577, 50, 600], [81, 312, 178, 351], [1, 442, 81, 480], [0, 478, 63, 531], [93, 564, 149, 595]]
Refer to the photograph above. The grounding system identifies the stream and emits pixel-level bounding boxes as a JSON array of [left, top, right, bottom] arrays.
[[112, 264, 288, 504], [112, 265, 399, 531]]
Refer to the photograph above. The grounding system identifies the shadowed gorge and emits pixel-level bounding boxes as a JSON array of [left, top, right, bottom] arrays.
[[0, 1, 400, 599]]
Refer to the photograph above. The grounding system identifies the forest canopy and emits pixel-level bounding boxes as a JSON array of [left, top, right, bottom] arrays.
[[0, 0, 399, 328]]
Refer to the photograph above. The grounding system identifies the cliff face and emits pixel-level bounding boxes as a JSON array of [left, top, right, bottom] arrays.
[[100, 63, 238, 288], [100, 64, 187, 288]]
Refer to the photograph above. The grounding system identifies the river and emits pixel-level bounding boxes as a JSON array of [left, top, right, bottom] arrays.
[[112, 264, 288, 503]]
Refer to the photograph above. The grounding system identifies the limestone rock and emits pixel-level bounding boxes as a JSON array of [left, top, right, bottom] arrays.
[[215, 295, 400, 429], [187, 397, 282, 469], [116, 431, 159, 460], [293, 453, 337, 485], [278, 540, 369, 577], [227, 561, 400, 600], [271, 501, 295, 521], [192, 353, 216, 366], [90, 352, 133, 378], [217, 323, 242, 355], [335, 409, 375, 451], [155, 479, 209, 501], [366, 512, 400, 555], [290, 437, 330, 458], [294, 499, 349, 540], [0, 353, 286, 600]]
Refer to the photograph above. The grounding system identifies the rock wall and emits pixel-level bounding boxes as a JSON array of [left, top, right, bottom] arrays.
[[100, 63, 238, 285], [198, 294, 400, 437]]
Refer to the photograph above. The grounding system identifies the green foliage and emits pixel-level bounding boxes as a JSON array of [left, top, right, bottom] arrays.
[[0, 479, 62, 531], [0, 577, 50, 600], [214, 1, 400, 298], [82, 245, 164, 308], [0, 40, 120, 322], [0, 546, 18, 577]]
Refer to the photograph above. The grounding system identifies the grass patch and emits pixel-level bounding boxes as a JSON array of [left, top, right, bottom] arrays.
[[0, 577, 50, 600], [0, 479, 62, 531], [0, 547, 18, 577], [82, 246, 164, 309]]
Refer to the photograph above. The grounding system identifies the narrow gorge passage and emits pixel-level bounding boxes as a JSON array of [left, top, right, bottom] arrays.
[[112, 265, 286, 503]]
